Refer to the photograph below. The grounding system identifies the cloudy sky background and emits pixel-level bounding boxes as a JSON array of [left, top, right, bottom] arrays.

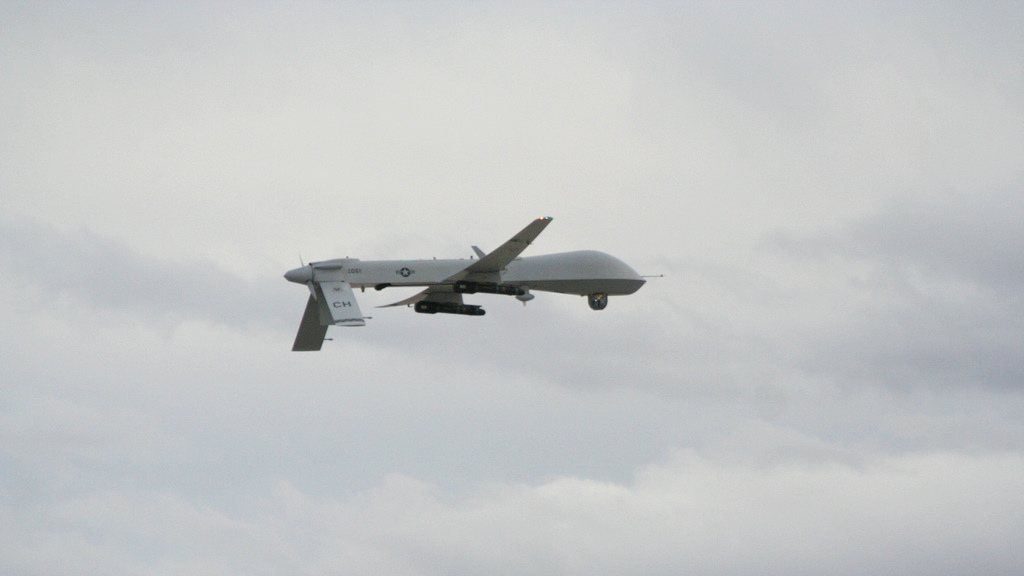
[[2, 2, 1023, 574]]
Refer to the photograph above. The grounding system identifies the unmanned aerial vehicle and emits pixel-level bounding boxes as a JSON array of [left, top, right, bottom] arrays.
[[284, 217, 645, 350]]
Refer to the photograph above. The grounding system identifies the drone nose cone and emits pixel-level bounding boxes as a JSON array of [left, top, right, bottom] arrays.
[[284, 266, 312, 284]]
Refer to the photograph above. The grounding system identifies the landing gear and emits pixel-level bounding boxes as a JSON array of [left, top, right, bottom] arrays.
[[588, 293, 608, 310]]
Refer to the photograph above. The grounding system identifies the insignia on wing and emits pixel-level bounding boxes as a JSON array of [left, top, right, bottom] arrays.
[[397, 267, 414, 277]]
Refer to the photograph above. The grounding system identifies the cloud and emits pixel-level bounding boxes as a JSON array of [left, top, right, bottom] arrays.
[[0, 219, 288, 331], [762, 191, 1024, 390], [839, 195, 1024, 291], [3, 450, 1022, 576]]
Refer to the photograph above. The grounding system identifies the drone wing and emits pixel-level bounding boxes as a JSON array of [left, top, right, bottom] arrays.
[[377, 285, 465, 308], [378, 217, 552, 308], [460, 216, 552, 276], [379, 289, 432, 308]]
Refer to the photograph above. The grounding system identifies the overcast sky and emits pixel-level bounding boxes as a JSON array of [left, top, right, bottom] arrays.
[[2, 2, 1023, 575]]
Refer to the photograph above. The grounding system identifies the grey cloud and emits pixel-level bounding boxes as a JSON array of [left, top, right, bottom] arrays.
[[838, 195, 1024, 290], [0, 219, 289, 331], [763, 193, 1024, 391], [4, 451, 1023, 576]]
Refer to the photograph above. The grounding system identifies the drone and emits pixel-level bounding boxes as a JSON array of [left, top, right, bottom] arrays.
[[284, 217, 646, 350]]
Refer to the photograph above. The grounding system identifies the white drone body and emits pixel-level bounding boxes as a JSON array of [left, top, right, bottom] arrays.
[[284, 217, 645, 351]]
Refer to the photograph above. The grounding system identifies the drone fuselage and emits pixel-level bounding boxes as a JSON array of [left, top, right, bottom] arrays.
[[287, 250, 645, 297]]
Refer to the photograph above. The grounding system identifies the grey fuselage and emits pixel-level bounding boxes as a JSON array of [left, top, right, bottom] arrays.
[[295, 250, 645, 296]]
